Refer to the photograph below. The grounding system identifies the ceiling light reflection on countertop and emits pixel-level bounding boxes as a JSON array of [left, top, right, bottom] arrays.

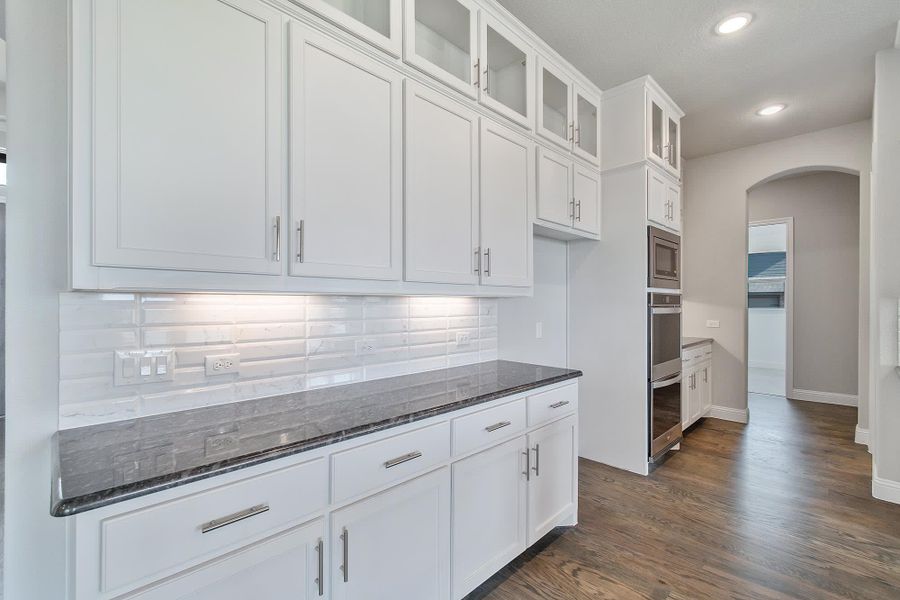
[[715, 13, 753, 35]]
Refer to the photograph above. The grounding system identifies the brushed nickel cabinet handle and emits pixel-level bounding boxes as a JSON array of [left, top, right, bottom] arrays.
[[569, 122, 574, 142], [522, 449, 530, 481], [273, 216, 282, 262], [485, 420, 511, 432], [483, 68, 489, 92], [532, 444, 540, 477], [576, 200, 582, 221], [315, 537, 324, 596], [473, 59, 480, 87], [549, 400, 570, 409], [340, 528, 349, 583], [296, 220, 304, 263], [383, 451, 422, 469], [575, 126, 581, 146], [570, 198, 575, 219], [200, 503, 269, 534], [474, 246, 481, 274], [484, 248, 491, 276]]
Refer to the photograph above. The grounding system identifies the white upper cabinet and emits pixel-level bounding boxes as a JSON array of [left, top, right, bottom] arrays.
[[289, 23, 403, 281], [404, 0, 479, 97], [479, 119, 533, 288], [478, 13, 534, 129], [601, 76, 684, 178], [536, 59, 599, 166], [90, 0, 285, 276], [535, 146, 601, 241], [404, 83, 480, 285], [293, 0, 402, 55], [573, 163, 601, 236], [647, 165, 680, 233], [536, 146, 573, 229]]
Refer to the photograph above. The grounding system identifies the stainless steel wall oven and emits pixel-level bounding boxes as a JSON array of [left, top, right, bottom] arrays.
[[648, 292, 682, 461]]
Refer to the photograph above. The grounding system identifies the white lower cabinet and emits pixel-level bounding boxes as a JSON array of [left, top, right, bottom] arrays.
[[331, 468, 451, 600], [682, 344, 713, 430], [451, 437, 527, 599], [526, 415, 577, 545], [70, 382, 580, 600], [126, 519, 325, 600]]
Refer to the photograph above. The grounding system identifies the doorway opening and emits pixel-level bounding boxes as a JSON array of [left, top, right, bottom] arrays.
[[747, 220, 792, 397]]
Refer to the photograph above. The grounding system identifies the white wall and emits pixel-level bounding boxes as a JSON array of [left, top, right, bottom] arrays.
[[871, 42, 900, 501], [5, 0, 69, 597], [748, 171, 860, 399], [682, 120, 871, 428], [498, 236, 568, 367]]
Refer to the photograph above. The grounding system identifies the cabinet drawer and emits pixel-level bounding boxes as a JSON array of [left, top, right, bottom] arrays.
[[683, 344, 711, 366], [100, 458, 327, 595], [332, 422, 451, 503], [527, 384, 578, 427], [452, 399, 526, 456]]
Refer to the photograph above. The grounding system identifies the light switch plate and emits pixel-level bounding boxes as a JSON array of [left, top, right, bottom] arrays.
[[115, 349, 176, 386], [706, 320, 721, 328]]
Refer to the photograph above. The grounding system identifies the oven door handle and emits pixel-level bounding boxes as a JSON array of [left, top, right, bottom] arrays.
[[652, 374, 682, 389], [650, 307, 681, 314]]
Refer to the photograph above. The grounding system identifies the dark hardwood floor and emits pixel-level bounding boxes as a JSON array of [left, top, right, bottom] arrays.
[[467, 394, 900, 599]]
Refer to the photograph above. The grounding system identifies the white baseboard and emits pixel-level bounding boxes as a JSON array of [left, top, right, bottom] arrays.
[[855, 425, 870, 448], [748, 361, 785, 371], [707, 405, 749, 424], [873, 464, 900, 505], [790, 388, 858, 406]]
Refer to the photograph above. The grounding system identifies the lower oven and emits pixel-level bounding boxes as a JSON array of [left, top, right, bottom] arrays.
[[649, 372, 683, 460]]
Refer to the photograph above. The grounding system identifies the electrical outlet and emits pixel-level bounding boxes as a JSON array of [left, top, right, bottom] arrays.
[[706, 320, 721, 328], [205, 353, 241, 376], [535, 322, 543, 339], [455, 331, 472, 347], [355, 339, 377, 356]]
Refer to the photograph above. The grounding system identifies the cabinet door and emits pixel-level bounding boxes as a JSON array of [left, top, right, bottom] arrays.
[[665, 114, 681, 177], [700, 362, 712, 416], [404, 83, 480, 285], [331, 468, 451, 600], [478, 13, 533, 129], [573, 85, 600, 166], [681, 368, 691, 429], [536, 146, 573, 228], [129, 520, 325, 600], [452, 437, 528, 599], [527, 415, 576, 545], [647, 92, 666, 168], [666, 182, 681, 233], [404, 0, 479, 97], [289, 24, 402, 281], [647, 168, 669, 228], [92, 0, 284, 275], [479, 119, 533, 288], [689, 369, 702, 424], [295, 0, 402, 56], [536, 56, 572, 150], [573, 163, 600, 236]]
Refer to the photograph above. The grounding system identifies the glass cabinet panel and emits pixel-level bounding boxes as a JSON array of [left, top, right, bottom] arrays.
[[541, 67, 569, 142], [650, 100, 664, 160], [667, 116, 679, 171], [484, 24, 528, 118], [411, 0, 474, 88], [322, 0, 391, 38], [576, 92, 598, 160]]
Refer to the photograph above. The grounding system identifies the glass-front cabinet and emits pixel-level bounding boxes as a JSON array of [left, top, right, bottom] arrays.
[[404, 0, 479, 97], [296, 0, 402, 56], [479, 13, 533, 128], [647, 89, 681, 178], [536, 57, 600, 165]]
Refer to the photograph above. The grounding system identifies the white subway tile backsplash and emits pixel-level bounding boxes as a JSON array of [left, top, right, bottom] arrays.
[[59, 293, 500, 428]]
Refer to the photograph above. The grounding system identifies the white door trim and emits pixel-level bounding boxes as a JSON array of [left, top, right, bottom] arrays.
[[748, 217, 794, 400]]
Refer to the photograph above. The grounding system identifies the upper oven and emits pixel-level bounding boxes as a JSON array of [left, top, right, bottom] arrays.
[[648, 226, 680, 289], [649, 292, 682, 381]]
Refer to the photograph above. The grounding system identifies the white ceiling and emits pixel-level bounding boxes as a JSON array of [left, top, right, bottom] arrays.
[[496, 0, 900, 158]]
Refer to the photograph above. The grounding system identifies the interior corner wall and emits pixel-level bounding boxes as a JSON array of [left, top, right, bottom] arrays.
[[682, 120, 872, 423], [5, 0, 70, 597], [497, 236, 569, 368], [871, 46, 900, 495], [748, 171, 860, 398]]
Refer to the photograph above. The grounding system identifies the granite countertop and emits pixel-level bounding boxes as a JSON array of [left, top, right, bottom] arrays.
[[683, 337, 714, 349], [51, 360, 582, 517]]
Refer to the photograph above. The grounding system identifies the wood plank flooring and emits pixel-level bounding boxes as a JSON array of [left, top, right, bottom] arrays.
[[467, 394, 900, 599]]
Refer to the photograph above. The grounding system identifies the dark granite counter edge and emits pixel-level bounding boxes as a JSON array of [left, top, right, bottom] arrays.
[[51, 369, 582, 517], [682, 337, 714, 350]]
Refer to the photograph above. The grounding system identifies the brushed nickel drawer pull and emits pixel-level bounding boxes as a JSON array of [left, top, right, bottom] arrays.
[[485, 421, 512, 433], [200, 503, 269, 534], [383, 451, 422, 469], [549, 400, 570, 409]]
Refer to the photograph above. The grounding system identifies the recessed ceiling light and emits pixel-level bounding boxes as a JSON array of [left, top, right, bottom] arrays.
[[756, 103, 787, 117], [715, 13, 753, 35]]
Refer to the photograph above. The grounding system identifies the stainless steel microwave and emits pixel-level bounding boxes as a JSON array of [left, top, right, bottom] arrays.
[[648, 226, 680, 289]]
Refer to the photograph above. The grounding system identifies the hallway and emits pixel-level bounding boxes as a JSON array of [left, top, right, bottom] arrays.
[[468, 395, 900, 599]]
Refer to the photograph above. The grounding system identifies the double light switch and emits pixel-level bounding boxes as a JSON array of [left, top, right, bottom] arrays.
[[115, 349, 176, 386]]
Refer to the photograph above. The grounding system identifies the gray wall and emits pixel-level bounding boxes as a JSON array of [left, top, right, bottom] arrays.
[[748, 171, 860, 397], [498, 236, 568, 368]]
